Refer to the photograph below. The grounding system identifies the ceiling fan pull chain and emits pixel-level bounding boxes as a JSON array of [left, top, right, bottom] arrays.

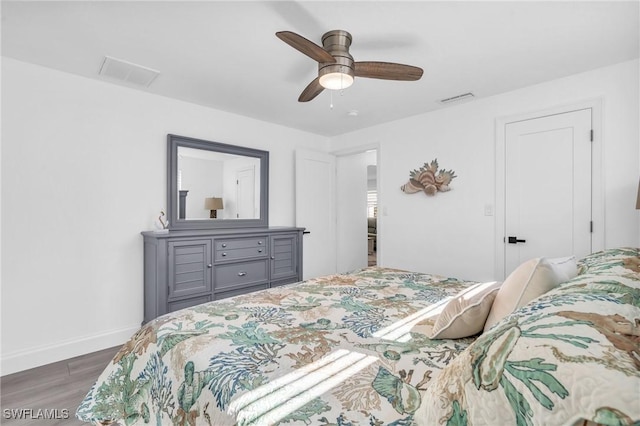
[[330, 90, 334, 110]]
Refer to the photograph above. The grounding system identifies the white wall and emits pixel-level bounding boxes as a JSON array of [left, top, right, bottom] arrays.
[[330, 59, 640, 282], [0, 58, 329, 374]]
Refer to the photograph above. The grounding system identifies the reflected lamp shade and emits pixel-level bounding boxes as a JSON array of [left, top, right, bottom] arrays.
[[205, 197, 224, 218]]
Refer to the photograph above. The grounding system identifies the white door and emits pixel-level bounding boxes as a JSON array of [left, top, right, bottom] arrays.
[[504, 109, 592, 275], [236, 167, 255, 219], [295, 149, 336, 279], [336, 152, 369, 273]]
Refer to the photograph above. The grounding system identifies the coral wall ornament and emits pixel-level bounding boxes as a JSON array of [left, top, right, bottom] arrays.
[[401, 159, 457, 196]]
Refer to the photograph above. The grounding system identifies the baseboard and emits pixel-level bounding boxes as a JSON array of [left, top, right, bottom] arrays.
[[0, 324, 139, 376]]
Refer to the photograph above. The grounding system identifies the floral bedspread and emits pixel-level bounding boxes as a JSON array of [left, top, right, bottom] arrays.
[[77, 268, 478, 425], [416, 247, 640, 426]]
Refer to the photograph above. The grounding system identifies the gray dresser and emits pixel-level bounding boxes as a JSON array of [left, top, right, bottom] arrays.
[[142, 227, 304, 323]]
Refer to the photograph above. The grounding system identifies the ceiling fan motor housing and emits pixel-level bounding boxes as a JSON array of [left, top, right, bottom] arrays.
[[319, 30, 355, 81]]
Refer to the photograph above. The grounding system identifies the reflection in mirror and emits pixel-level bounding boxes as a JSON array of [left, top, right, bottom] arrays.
[[178, 147, 261, 220]]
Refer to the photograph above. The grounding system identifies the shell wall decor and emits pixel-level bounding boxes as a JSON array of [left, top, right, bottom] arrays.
[[400, 159, 457, 196]]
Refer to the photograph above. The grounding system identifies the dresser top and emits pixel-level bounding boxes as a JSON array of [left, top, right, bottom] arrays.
[[141, 226, 305, 239]]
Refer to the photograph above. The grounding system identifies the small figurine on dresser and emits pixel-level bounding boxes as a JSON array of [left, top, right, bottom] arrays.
[[154, 210, 169, 233]]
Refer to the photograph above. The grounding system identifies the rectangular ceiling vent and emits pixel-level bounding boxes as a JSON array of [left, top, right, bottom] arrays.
[[98, 56, 160, 87], [439, 92, 475, 104]]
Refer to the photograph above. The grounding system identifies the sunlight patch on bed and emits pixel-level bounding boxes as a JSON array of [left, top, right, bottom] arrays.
[[372, 298, 451, 342], [227, 349, 378, 425]]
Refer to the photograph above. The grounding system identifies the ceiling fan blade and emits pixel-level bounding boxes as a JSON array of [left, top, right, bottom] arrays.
[[354, 61, 423, 81], [298, 77, 324, 102], [276, 31, 336, 64]]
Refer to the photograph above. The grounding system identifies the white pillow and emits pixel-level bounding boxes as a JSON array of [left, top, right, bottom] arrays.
[[549, 255, 579, 282], [483, 257, 573, 332], [427, 281, 502, 339]]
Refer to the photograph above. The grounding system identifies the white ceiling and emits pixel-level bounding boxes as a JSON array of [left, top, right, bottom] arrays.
[[2, 1, 638, 137]]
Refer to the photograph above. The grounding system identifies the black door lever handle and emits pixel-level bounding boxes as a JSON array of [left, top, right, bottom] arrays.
[[508, 236, 526, 244]]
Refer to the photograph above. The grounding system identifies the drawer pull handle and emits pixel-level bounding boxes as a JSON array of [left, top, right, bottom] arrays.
[[258, 241, 263, 245], [222, 252, 227, 257], [258, 249, 263, 253], [270, 255, 275, 260], [222, 243, 227, 248], [207, 264, 212, 268], [237, 272, 247, 276]]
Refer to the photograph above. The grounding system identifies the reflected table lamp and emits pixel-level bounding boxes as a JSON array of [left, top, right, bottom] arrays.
[[205, 197, 224, 219]]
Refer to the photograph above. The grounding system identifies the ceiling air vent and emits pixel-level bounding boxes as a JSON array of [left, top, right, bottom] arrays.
[[439, 92, 475, 104], [98, 56, 160, 87]]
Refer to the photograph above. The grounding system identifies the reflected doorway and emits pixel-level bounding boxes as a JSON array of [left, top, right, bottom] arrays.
[[236, 166, 256, 219]]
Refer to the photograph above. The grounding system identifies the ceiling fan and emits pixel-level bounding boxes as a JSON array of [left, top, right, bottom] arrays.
[[276, 30, 424, 102]]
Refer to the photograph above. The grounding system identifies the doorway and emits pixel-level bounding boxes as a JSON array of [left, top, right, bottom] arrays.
[[495, 104, 602, 279], [334, 149, 378, 273], [295, 147, 379, 278], [367, 163, 378, 266]]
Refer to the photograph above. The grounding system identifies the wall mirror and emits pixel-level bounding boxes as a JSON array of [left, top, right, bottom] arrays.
[[167, 134, 269, 230]]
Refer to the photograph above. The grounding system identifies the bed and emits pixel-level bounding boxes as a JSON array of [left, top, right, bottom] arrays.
[[77, 248, 640, 425]]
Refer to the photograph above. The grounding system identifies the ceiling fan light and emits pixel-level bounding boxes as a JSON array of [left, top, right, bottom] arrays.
[[319, 72, 354, 90]]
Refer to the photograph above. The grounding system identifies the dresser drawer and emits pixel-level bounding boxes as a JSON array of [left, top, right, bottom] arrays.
[[214, 259, 268, 290], [215, 236, 267, 262]]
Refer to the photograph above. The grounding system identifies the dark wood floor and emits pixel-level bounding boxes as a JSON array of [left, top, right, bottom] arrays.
[[0, 346, 120, 425]]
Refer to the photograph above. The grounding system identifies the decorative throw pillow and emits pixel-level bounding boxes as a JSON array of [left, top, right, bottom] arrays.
[[423, 281, 502, 339], [483, 257, 574, 332]]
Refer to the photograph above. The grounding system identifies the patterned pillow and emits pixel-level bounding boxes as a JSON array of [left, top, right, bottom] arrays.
[[414, 281, 501, 339]]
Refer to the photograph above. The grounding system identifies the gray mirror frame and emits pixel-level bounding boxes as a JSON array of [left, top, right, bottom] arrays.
[[167, 134, 269, 230]]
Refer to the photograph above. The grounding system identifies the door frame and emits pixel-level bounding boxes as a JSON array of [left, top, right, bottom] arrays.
[[494, 99, 604, 279]]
